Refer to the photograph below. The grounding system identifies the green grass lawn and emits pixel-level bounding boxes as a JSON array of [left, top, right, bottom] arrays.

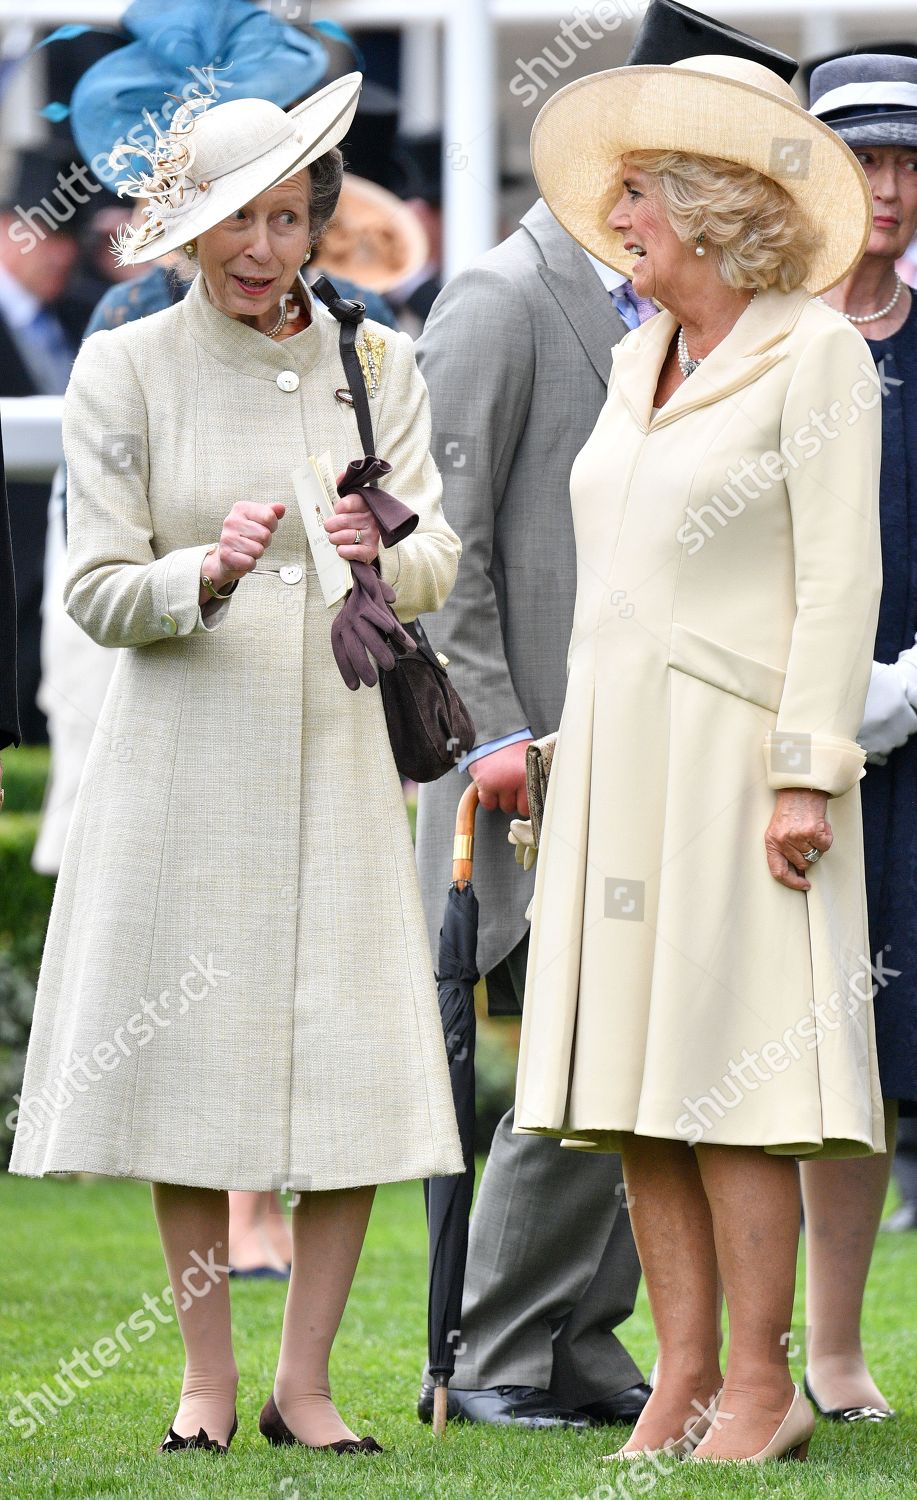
[[0, 1173, 914, 1500]]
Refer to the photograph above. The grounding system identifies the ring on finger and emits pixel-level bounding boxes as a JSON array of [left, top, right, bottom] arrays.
[[802, 847, 822, 864], [354, 529, 363, 546]]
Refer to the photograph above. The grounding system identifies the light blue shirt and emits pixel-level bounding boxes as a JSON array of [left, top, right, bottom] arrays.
[[457, 728, 533, 773]]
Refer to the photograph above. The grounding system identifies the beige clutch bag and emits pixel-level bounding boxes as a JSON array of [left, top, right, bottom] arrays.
[[525, 733, 558, 847]]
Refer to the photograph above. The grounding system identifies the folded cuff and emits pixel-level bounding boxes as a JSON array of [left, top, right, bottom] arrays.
[[764, 731, 866, 797], [161, 544, 233, 637]]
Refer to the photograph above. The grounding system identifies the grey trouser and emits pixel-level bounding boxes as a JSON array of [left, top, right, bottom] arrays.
[[445, 936, 644, 1404]]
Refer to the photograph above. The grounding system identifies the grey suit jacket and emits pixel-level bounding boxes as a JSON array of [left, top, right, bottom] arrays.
[[415, 199, 629, 991]]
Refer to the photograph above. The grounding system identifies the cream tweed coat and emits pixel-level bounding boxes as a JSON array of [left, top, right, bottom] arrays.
[[11, 274, 465, 1191], [515, 289, 886, 1160]]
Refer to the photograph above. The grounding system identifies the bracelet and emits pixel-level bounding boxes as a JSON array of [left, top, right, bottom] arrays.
[[201, 574, 238, 601], [202, 543, 238, 601]]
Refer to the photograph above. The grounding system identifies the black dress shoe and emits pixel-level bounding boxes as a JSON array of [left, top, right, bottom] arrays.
[[159, 1412, 238, 1454], [804, 1372, 896, 1424], [417, 1383, 590, 1429], [259, 1393, 383, 1453], [577, 1382, 653, 1425]]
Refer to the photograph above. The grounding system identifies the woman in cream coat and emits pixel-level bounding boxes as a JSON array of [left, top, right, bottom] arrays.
[[514, 58, 883, 1465], [10, 76, 463, 1454]]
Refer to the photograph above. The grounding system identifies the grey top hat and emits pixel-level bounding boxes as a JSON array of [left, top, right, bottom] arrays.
[[810, 53, 917, 148]]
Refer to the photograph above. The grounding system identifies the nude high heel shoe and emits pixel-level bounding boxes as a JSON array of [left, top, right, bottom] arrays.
[[603, 1391, 721, 1461], [689, 1384, 815, 1464]]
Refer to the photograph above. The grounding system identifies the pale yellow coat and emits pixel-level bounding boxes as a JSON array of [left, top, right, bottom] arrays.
[[515, 288, 885, 1159], [11, 275, 464, 1191]]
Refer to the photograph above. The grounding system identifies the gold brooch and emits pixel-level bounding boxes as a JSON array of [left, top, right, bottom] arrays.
[[356, 328, 386, 399]]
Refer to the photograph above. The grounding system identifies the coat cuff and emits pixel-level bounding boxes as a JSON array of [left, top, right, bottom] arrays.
[[764, 732, 866, 797], [161, 544, 233, 638]]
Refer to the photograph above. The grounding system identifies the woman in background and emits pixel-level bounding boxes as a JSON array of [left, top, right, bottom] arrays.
[[801, 52, 917, 1426]]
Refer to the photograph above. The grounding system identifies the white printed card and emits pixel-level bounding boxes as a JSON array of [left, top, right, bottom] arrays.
[[291, 454, 352, 607]]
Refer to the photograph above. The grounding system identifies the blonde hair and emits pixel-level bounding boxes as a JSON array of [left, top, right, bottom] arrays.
[[624, 150, 821, 293]]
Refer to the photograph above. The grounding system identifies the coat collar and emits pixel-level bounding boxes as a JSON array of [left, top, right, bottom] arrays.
[[612, 285, 812, 431], [181, 270, 332, 381], [521, 198, 627, 386]]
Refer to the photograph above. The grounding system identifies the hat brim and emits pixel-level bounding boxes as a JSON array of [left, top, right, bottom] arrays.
[[531, 65, 872, 296], [127, 72, 362, 265], [832, 117, 917, 149]]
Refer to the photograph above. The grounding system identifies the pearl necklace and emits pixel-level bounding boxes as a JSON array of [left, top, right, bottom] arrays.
[[819, 274, 904, 325], [677, 290, 758, 379], [677, 325, 701, 378], [265, 295, 288, 339]]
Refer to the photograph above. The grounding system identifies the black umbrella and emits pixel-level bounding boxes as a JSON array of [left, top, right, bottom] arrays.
[[425, 783, 480, 1436]]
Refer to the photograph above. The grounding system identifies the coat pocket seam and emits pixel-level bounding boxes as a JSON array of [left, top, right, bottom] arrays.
[[668, 623, 785, 713]]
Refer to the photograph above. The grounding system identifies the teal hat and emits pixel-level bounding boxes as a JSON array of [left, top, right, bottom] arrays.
[[56, 0, 330, 190]]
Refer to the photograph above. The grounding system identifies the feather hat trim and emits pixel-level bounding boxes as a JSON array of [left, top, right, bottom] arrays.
[[110, 70, 362, 266]]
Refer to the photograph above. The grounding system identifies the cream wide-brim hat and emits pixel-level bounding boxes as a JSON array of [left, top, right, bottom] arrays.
[[531, 55, 872, 296], [117, 72, 363, 265]]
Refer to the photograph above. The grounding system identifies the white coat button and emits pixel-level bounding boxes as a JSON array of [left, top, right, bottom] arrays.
[[277, 370, 300, 392], [279, 564, 303, 585]]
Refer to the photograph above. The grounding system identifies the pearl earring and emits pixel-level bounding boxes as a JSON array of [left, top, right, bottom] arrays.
[[302, 250, 312, 266], [695, 232, 707, 258], [184, 241, 197, 258]]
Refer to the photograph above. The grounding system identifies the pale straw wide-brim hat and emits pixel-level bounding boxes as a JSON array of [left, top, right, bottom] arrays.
[[314, 173, 430, 293], [531, 55, 872, 296], [113, 71, 362, 266]]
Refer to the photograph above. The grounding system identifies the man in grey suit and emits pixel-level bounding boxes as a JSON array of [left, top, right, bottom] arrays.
[[415, 197, 652, 1428]]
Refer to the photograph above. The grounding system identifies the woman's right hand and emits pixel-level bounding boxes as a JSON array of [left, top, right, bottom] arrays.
[[204, 501, 286, 591]]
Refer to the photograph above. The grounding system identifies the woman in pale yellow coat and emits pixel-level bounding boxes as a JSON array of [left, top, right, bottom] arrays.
[[513, 57, 883, 1465], [10, 76, 463, 1455]]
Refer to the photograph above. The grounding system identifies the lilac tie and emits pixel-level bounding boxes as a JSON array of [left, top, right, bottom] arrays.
[[610, 284, 657, 330], [623, 283, 658, 324]]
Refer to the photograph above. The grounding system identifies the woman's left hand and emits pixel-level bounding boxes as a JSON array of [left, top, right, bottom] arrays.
[[764, 788, 833, 892], [325, 492, 381, 564]]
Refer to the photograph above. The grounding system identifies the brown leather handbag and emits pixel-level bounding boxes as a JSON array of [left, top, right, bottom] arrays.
[[314, 276, 475, 781]]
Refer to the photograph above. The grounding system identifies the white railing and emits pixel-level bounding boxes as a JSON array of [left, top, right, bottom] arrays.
[[1, 397, 65, 482]]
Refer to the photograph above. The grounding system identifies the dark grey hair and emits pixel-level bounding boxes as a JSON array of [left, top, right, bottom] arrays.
[[308, 147, 344, 247]]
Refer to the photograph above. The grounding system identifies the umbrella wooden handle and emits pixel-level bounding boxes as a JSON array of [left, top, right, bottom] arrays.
[[432, 1382, 449, 1436], [451, 783, 479, 888]]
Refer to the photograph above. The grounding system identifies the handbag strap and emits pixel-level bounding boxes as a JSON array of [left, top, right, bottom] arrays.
[[311, 273, 375, 459]]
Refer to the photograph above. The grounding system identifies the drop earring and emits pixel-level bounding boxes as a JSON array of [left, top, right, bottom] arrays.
[[302, 250, 312, 266], [695, 232, 707, 258]]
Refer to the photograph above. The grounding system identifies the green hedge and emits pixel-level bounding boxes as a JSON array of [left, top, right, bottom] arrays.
[[0, 813, 54, 975], [2, 745, 50, 814], [0, 796, 49, 1162], [0, 952, 36, 1159]]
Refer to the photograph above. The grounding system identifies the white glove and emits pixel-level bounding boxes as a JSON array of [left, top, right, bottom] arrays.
[[896, 635, 917, 710], [508, 818, 537, 871], [858, 659, 917, 759]]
